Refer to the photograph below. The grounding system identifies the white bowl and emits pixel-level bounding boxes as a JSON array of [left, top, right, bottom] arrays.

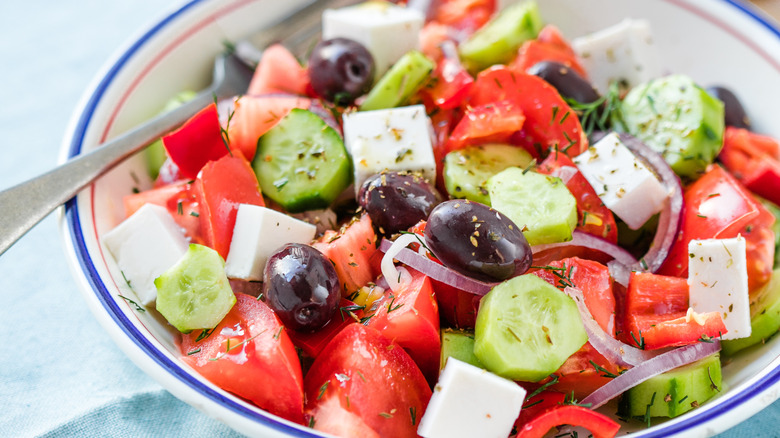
[[60, 0, 780, 436]]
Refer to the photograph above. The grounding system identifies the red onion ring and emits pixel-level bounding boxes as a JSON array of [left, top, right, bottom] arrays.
[[580, 340, 721, 410], [591, 132, 684, 273], [564, 287, 661, 368], [379, 237, 497, 296], [532, 230, 639, 268]]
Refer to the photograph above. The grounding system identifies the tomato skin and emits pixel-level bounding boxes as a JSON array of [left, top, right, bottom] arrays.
[[305, 324, 432, 438], [366, 268, 441, 384], [514, 390, 567, 429], [658, 165, 775, 292], [516, 405, 620, 438], [469, 67, 588, 159], [287, 298, 358, 358], [181, 293, 304, 424], [720, 126, 780, 209], [533, 257, 615, 335], [623, 272, 727, 350], [422, 54, 475, 110], [444, 100, 526, 154], [549, 342, 621, 400], [430, 0, 495, 33], [511, 25, 588, 78], [192, 151, 265, 259], [162, 103, 229, 179], [538, 152, 618, 243]]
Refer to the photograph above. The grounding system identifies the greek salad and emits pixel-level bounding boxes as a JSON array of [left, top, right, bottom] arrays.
[[101, 0, 780, 437]]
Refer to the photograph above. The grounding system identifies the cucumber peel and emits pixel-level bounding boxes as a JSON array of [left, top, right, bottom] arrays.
[[155, 244, 236, 333], [474, 274, 587, 382]]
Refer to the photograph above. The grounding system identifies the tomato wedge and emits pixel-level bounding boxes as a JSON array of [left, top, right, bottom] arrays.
[[305, 324, 431, 438], [444, 100, 526, 153], [123, 181, 202, 243], [515, 405, 620, 438], [511, 25, 588, 78], [469, 66, 588, 159], [181, 293, 304, 424], [719, 126, 780, 208]]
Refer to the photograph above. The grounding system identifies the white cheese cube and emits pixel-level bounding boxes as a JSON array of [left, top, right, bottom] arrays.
[[417, 358, 526, 438], [342, 105, 436, 193], [323, 2, 424, 77], [102, 204, 189, 305], [572, 19, 662, 94], [224, 204, 317, 281], [688, 237, 751, 340], [573, 132, 668, 229]]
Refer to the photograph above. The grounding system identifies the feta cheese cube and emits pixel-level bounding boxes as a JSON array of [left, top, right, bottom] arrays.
[[342, 105, 436, 192], [224, 204, 317, 280], [573, 132, 668, 229], [102, 204, 189, 305], [323, 2, 424, 77], [572, 19, 662, 94], [688, 237, 751, 340], [417, 358, 526, 438]]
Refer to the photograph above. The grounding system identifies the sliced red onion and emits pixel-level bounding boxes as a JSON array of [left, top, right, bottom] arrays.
[[381, 234, 418, 292], [550, 165, 579, 185], [591, 132, 684, 273], [532, 230, 639, 268], [580, 340, 721, 410], [379, 237, 497, 296], [607, 259, 631, 288], [564, 287, 661, 368]]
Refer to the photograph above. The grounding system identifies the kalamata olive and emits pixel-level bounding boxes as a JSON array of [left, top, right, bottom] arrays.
[[424, 200, 532, 282], [528, 61, 601, 105], [358, 171, 442, 236], [263, 243, 340, 332], [706, 85, 751, 130], [307, 37, 375, 105]]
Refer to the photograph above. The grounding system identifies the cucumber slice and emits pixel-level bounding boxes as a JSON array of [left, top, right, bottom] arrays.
[[359, 50, 434, 111], [474, 274, 587, 382], [254, 108, 352, 213], [441, 329, 484, 371], [459, 0, 543, 73], [155, 244, 237, 333], [443, 144, 534, 205], [620, 353, 721, 419], [487, 167, 577, 246], [618, 74, 724, 179], [722, 268, 780, 355]]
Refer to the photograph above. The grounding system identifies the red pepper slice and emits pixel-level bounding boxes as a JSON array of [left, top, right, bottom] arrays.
[[162, 103, 230, 179], [516, 405, 620, 438]]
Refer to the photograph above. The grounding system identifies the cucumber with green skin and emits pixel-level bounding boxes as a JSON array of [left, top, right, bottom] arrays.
[[459, 0, 543, 73], [722, 268, 780, 355], [145, 90, 197, 179], [253, 108, 352, 213], [487, 167, 578, 246], [618, 74, 724, 179], [474, 274, 587, 382], [155, 244, 236, 333], [443, 144, 534, 205], [359, 50, 434, 111], [620, 353, 722, 419], [440, 329, 484, 371]]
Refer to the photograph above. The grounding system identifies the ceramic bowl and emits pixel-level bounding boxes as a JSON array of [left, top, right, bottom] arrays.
[[60, 0, 780, 436]]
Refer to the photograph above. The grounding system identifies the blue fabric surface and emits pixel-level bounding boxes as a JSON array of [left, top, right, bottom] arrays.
[[0, 0, 778, 437]]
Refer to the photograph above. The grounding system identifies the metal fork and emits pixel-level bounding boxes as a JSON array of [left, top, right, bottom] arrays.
[[0, 0, 361, 257]]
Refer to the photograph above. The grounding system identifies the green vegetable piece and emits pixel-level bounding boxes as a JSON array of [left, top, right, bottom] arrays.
[[458, 0, 543, 73], [359, 50, 435, 111], [620, 353, 721, 419], [253, 108, 352, 213], [444, 144, 534, 205], [722, 269, 780, 355], [474, 274, 587, 382], [145, 90, 198, 179], [441, 329, 485, 371], [487, 167, 577, 246], [618, 74, 724, 179], [155, 244, 237, 333]]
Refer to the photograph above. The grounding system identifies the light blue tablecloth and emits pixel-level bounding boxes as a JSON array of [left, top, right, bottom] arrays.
[[1, 1, 779, 437]]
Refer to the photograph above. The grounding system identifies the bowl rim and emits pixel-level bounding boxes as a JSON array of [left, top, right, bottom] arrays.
[[60, 0, 780, 436]]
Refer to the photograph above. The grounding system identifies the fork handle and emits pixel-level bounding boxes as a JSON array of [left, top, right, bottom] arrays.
[[0, 89, 216, 256]]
